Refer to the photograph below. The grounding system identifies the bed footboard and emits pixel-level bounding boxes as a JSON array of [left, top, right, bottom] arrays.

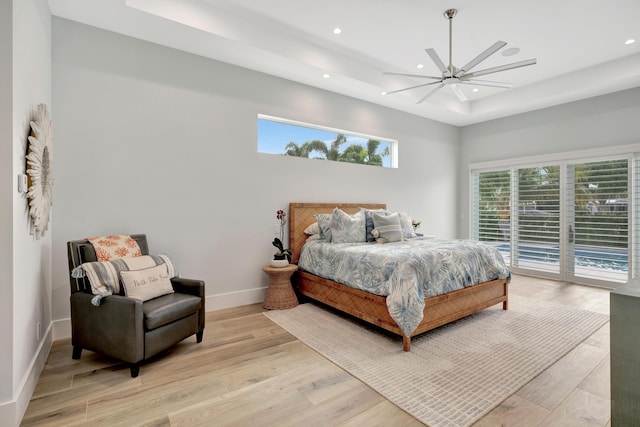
[[294, 270, 509, 351]]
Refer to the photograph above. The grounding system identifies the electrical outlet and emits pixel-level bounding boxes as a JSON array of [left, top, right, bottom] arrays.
[[36, 322, 41, 341]]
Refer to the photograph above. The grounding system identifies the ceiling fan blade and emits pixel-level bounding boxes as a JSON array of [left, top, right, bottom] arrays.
[[450, 84, 468, 102], [462, 58, 537, 79], [382, 72, 442, 80], [425, 48, 450, 77], [384, 80, 443, 95], [416, 82, 445, 104], [457, 79, 513, 89], [454, 41, 507, 78]]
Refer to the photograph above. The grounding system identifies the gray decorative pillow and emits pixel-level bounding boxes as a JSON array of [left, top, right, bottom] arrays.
[[314, 213, 333, 241], [331, 208, 366, 243], [372, 212, 403, 243], [399, 212, 417, 239]]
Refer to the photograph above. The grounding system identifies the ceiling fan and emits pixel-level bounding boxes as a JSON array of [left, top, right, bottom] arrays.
[[383, 8, 536, 103]]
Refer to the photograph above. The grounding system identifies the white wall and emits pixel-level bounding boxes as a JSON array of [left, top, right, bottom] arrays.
[[0, 0, 15, 414], [2, 0, 53, 425], [458, 87, 640, 237], [51, 19, 460, 325]]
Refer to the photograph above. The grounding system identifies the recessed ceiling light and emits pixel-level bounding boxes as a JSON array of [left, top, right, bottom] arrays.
[[333, 27, 342, 35], [381, 91, 387, 96], [322, 73, 331, 79], [472, 88, 479, 93], [625, 38, 636, 45], [417, 64, 424, 69], [502, 47, 520, 57]]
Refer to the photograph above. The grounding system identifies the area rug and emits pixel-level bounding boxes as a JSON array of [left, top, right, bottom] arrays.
[[264, 295, 609, 427]]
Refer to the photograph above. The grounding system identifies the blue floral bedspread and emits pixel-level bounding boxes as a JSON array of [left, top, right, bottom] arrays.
[[298, 238, 510, 336]]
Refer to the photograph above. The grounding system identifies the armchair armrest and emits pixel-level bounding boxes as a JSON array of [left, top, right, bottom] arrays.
[[70, 292, 144, 363], [171, 277, 205, 332], [171, 277, 205, 298]]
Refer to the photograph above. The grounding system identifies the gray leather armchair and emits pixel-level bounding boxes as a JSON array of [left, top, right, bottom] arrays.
[[67, 234, 205, 377]]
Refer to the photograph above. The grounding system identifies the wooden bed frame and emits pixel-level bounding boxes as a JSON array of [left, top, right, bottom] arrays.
[[289, 202, 509, 352]]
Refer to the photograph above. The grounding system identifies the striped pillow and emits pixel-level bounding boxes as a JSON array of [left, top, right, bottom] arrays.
[[71, 254, 178, 305], [359, 208, 390, 242], [371, 212, 403, 243]]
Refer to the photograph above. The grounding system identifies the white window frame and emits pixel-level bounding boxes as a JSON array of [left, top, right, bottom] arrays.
[[469, 143, 640, 288], [258, 114, 398, 168]]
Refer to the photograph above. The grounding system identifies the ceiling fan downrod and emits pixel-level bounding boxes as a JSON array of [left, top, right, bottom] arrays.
[[444, 8, 457, 75]]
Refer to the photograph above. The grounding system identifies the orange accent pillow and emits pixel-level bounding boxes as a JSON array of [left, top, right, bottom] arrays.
[[86, 235, 142, 261]]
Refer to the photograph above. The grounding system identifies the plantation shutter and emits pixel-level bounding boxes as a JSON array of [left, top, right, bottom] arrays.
[[566, 158, 630, 283], [472, 170, 511, 263], [513, 166, 561, 274]]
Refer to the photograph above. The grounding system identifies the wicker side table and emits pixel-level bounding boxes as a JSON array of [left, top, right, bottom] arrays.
[[262, 264, 298, 309]]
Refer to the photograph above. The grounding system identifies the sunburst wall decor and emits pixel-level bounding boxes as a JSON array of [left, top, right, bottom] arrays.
[[26, 104, 53, 239]]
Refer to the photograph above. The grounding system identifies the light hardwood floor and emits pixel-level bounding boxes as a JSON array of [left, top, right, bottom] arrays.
[[21, 274, 612, 426]]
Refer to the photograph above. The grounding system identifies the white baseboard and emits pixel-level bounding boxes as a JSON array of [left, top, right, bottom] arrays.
[[206, 286, 267, 311], [4, 323, 53, 426], [52, 287, 268, 340], [53, 317, 71, 341]]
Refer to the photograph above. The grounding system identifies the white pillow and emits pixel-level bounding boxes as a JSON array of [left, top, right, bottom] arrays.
[[304, 222, 320, 235], [330, 208, 366, 243], [120, 263, 174, 301], [399, 212, 417, 239], [306, 234, 321, 242]]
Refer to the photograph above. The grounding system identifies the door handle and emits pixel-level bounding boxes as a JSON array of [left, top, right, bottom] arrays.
[[568, 225, 574, 244]]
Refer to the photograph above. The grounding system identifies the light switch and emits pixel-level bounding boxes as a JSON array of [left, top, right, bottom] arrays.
[[17, 173, 28, 193]]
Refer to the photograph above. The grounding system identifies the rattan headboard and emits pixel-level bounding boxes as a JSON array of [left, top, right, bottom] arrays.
[[289, 202, 386, 264]]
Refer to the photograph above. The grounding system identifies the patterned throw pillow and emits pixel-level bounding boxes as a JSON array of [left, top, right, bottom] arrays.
[[120, 263, 175, 301], [399, 212, 418, 239], [314, 213, 333, 241], [330, 208, 366, 243], [372, 212, 403, 243], [86, 234, 142, 261]]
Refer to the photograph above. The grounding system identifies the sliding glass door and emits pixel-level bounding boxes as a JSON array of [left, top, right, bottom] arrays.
[[472, 155, 631, 287], [566, 159, 629, 283], [513, 166, 561, 274]]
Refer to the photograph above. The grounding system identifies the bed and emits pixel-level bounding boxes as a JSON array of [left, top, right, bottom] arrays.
[[289, 202, 510, 351]]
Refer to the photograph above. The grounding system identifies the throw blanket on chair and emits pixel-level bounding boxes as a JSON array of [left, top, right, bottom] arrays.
[[86, 234, 142, 261], [72, 254, 178, 306]]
